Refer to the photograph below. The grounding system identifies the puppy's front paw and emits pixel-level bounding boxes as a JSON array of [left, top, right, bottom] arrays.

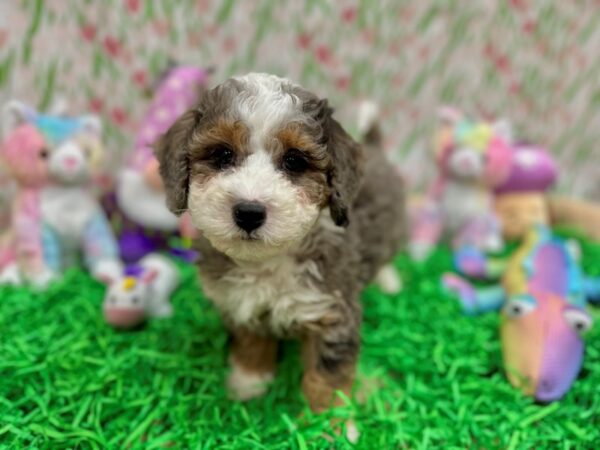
[[227, 359, 274, 401]]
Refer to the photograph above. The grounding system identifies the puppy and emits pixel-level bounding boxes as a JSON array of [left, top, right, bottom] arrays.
[[155, 73, 405, 421]]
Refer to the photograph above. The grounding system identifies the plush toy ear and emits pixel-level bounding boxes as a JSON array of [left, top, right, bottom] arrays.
[[48, 96, 69, 116], [153, 108, 201, 215], [314, 99, 364, 227], [2, 100, 35, 137], [80, 115, 103, 135], [492, 119, 513, 144], [142, 269, 159, 284], [437, 106, 463, 124]]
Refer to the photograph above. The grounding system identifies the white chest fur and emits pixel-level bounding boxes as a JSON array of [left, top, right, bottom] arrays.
[[41, 186, 99, 240], [201, 255, 336, 335]]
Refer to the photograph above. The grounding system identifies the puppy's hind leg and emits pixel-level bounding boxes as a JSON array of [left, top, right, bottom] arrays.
[[227, 329, 278, 401]]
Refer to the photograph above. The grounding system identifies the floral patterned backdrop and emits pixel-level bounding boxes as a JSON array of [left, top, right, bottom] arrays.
[[1, 0, 599, 195]]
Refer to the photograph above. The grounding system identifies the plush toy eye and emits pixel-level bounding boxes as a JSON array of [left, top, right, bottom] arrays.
[[282, 148, 309, 173], [208, 145, 235, 170], [564, 309, 593, 334], [39, 148, 49, 159], [503, 296, 536, 318]]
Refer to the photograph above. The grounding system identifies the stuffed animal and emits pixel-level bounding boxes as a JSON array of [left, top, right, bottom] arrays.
[[410, 108, 513, 261], [494, 144, 558, 240], [443, 226, 596, 402], [112, 65, 210, 262], [548, 196, 600, 242], [102, 253, 179, 329], [100, 65, 209, 327], [0, 101, 55, 286], [0, 101, 122, 287]]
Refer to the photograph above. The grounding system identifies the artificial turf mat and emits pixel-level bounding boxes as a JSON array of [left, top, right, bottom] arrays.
[[1, 233, 600, 449]]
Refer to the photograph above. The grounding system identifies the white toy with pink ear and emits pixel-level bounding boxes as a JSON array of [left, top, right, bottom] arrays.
[[102, 253, 179, 329], [410, 108, 514, 261]]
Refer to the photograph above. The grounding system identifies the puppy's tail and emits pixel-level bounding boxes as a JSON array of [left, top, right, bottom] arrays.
[[357, 100, 382, 147]]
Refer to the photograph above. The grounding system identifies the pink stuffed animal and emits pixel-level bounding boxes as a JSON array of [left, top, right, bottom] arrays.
[[410, 108, 514, 261], [0, 102, 52, 285], [0, 101, 122, 287]]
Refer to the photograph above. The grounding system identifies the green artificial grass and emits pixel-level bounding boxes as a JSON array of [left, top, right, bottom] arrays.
[[2, 233, 600, 449]]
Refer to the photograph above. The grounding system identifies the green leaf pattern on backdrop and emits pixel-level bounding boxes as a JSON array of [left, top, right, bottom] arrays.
[[0, 1, 598, 195]]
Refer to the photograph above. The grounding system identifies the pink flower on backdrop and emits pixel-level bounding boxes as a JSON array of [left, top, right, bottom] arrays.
[[495, 54, 511, 73], [362, 29, 375, 45], [103, 36, 122, 58], [110, 107, 128, 126], [222, 36, 236, 53], [389, 41, 402, 56], [509, 0, 527, 11], [522, 19, 536, 34], [509, 80, 521, 95], [187, 31, 202, 47], [335, 75, 351, 91], [81, 24, 97, 42], [126, 0, 141, 13], [297, 33, 311, 50], [393, 74, 404, 86], [132, 70, 147, 88], [89, 97, 104, 113], [0, 30, 7, 48], [341, 7, 357, 23], [196, 0, 211, 12], [315, 44, 332, 64], [152, 20, 171, 36], [205, 24, 219, 36]]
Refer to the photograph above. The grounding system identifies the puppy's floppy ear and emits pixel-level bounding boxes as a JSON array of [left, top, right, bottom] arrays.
[[154, 108, 200, 215], [317, 99, 364, 227]]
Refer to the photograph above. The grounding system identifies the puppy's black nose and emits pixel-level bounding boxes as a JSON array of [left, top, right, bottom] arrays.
[[233, 202, 266, 233]]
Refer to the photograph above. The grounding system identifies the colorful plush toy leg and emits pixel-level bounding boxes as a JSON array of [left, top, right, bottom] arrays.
[[83, 212, 123, 282], [409, 201, 443, 261], [442, 273, 505, 314], [584, 277, 600, 305], [453, 245, 507, 279]]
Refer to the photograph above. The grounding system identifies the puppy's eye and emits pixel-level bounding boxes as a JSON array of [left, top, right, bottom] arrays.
[[282, 148, 309, 173], [208, 145, 235, 170], [39, 148, 49, 159]]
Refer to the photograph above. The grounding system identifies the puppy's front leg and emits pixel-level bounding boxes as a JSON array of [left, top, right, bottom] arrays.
[[301, 322, 359, 412], [227, 328, 278, 401], [301, 322, 360, 442]]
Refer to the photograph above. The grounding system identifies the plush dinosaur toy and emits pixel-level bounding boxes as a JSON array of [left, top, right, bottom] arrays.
[[444, 226, 597, 402]]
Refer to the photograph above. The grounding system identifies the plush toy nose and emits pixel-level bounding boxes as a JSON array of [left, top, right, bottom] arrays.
[[233, 201, 266, 233], [63, 156, 79, 169]]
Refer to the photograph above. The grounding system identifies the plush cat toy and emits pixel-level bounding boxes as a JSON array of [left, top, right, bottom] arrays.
[[0, 101, 122, 287], [410, 108, 514, 261]]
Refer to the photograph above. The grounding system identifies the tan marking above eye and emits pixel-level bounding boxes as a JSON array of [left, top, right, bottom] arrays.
[[275, 125, 327, 170], [190, 118, 250, 160]]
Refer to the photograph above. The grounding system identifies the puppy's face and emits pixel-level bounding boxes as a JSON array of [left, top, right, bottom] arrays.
[[155, 73, 362, 262]]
